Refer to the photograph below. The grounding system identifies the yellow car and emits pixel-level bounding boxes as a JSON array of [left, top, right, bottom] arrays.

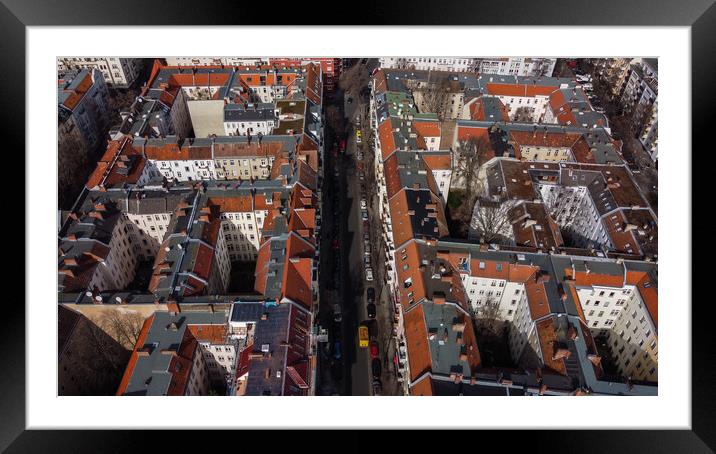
[[358, 324, 369, 348], [355, 130, 362, 144]]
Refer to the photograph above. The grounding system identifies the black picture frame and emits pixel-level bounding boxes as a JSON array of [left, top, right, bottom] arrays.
[[6, 0, 711, 450]]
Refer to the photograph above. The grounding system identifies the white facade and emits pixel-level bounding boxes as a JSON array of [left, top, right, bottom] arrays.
[[639, 98, 658, 162], [220, 209, 266, 261], [496, 93, 552, 123], [200, 341, 237, 386], [125, 211, 172, 260], [538, 183, 611, 250], [379, 57, 479, 72], [576, 284, 658, 382], [223, 118, 276, 137], [58, 57, 142, 87], [431, 168, 452, 203], [479, 58, 557, 77], [165, 57, 265, 67], [87, 217, 138, 292], [145, 158, 217, 182], [209, 227, 232, 295]]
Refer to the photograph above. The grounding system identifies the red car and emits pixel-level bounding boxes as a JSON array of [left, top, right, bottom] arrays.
[[331, 239, 339, 250], [370, 341, 379, 359], [339, 139, 346, 152]]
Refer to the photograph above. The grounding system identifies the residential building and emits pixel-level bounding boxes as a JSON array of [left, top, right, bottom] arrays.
[[58, 68, 112, 152], [164, 57, 264, 67], [478, 57, 557, 77], [58, 57, 143, 88], [380, 57, 480, 72], [116, 310, 232, 395]]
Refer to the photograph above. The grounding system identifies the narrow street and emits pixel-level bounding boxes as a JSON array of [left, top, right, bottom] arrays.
[[316, 59, 399, 395]]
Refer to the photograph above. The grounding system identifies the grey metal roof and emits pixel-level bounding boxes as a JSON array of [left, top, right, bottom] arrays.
[[422, 301, 474, 377], [244, 302, 292, 395], [122, 311, 227, 396]]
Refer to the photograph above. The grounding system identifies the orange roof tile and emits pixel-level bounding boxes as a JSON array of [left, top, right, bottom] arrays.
[[116, 315, 154, 395], [404, 304, 431, 381]]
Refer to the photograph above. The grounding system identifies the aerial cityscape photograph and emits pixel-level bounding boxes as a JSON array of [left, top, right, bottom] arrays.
[[56, 56, 658, 397]]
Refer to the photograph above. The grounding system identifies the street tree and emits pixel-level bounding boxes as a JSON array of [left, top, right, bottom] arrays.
[[325, 105, 345, 137], [339, 64, 369, 96], [58, 133, 90, 210]]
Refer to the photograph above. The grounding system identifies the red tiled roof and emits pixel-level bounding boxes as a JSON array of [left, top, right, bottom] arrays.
[[412, 120, 441, 138], [60, 71, 93, 110], [421, 154, 451, 171], [536, 317, 567, 376], [626, 270, 658, 328], [116, 314, 154, 395], [207, 195, 253, 213], [282, 257, 313, 309], [525, 280, 551, 320], [378, 120, 398, 160], [86, 138, 147, 190], [486, 82, 558, 98], [404, 304, 431, 381]]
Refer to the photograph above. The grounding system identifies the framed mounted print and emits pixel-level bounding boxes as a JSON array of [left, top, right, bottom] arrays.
[[5, 0, 713, 450]]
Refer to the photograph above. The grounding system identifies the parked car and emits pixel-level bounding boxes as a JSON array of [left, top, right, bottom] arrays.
[[366, 268, 374, 281], [360, 200, 367, 210], [370, 341, 379, 359], [356, 152, 363, 161], [333, 304, 342, 322], [367, 302, 376, 319], [371, 358, 381, 379], [364, 255, 371, 267], [331, 238, 339, 250], [367, 287, 375, 303], [334, 341, 342, 360], [356, 130, 362, 144], [358, 324, 369, 348], [347, 97, 353, 104], [363, 231, 370, 241], [362, 211, 368, 221], [372, 379, 382, 396], [364, 242, 371, 255]]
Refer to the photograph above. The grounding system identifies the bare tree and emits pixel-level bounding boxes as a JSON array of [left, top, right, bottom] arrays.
[[469, 198, 514, 244], [58, 133, 90, 210], [107, 87, 140, 116], [93, 310, 146, 350], [84, 317, 131, 376], [448, 136, 494, 237], [339, 64, 369, 96], [325, 105, 345, 137], [417, 74, 452, 120], [512, 106, 534, 123], [453, 136, 491, 199]]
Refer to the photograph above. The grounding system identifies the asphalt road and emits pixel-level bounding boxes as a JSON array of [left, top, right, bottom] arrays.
[[316, 58, 396, 396]]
